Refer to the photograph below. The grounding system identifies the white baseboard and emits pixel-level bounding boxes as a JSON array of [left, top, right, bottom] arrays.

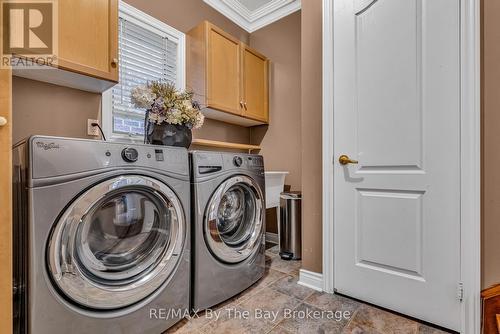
[[298, 269, 324, 292], [265, 232, 278, 244]]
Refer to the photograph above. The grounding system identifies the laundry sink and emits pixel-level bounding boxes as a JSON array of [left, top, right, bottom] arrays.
[[264, 171, 289, 209]]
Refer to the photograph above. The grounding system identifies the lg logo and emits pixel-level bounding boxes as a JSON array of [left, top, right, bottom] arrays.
[[2, 1, 54, 55]]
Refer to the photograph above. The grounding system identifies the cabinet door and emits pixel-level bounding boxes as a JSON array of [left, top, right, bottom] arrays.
[[242, 46, 269, 122], [206, 24, 242, 115], [58, 0, 118, 82], [0, 69, 12, 334]]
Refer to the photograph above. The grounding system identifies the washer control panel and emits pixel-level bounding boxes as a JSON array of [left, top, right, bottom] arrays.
[[29, 136, 189, 179], [121, 147, 139, 163]]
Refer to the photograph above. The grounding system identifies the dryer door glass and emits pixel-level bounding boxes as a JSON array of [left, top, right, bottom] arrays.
[[47, 175, 185, 310], [205, 175, 264, 263]]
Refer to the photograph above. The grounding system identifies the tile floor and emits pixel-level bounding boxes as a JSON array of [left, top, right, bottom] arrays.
[[167, 245, 452, 334]]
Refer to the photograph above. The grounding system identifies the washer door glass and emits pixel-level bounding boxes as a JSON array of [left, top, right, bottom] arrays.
[[47, 175, 185, 310], [205, 175, 264, 263]]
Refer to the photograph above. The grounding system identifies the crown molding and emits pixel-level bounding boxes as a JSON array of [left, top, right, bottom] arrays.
[[203, 0, 301, 33]]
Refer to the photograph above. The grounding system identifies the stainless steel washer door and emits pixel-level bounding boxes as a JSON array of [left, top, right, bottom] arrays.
[[204, 175, 264, 263], [47, 175, 185, 310]]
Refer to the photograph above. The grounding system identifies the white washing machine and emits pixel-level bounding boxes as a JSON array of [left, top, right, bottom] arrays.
[[13, 136, 191, 333], [190, 151, 266, 311]]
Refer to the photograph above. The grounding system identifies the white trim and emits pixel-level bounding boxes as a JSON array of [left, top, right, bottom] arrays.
[[321, 0, 335, 295], [298, 269, 324, 292], [265, 232, 279, 244], [102, 0, 186, 142], [321, 0, 481, 333], [459, 0, 481, 333], [203, 0, 301, 33]]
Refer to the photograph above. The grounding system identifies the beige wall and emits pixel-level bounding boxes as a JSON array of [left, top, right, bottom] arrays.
[[12, 79, 250, 146], [249, 12, 302, 191], [12, 0, 251, 145], [482, 0, 500, 289], [300, 0, 323, 273], [12, 77, 102, 143]]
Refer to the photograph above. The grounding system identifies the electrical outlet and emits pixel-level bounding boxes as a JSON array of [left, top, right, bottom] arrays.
[[87, 119, 100, 137]]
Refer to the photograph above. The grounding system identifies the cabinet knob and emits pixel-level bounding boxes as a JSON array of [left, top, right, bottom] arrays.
[[0, 117, 7, 127], [243, 102, 248, 110], [240, 101, 244, 108], [111, 58, 118, 67]]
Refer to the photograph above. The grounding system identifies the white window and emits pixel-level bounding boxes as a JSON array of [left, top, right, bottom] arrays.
[[103, 1, 185, 142]]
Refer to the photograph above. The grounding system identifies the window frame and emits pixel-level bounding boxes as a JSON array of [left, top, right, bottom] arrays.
[[102, 0, 186, 143]]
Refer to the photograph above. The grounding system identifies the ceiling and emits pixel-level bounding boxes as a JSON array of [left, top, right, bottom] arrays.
[[239, 0, 274, 11], [203, 0, 301, 33]]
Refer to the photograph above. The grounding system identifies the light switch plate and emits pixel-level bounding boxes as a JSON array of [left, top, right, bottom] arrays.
[[87, 119, 100, 136]]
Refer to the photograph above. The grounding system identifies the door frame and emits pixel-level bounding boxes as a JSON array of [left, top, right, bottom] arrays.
[[321, 0, 481, 333]]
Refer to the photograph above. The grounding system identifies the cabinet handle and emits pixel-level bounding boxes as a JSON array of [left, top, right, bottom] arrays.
[[0, 117, 7, 127], [111, 58, 118, 67], [240, 101, 244, 109], [244, 102, 248, 110]]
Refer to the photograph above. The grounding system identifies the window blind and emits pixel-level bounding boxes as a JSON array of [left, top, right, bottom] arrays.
[[111, 17, 178, 137]]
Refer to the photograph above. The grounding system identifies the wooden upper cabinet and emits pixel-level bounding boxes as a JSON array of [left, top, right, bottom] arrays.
[[242, 45, 269, 122], [207, 24, 241, 115], [187, 21, 269, 126], [58, 0, 118, 82]]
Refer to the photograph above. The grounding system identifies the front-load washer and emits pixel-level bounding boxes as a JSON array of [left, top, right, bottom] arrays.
[[190, 151, 266, 311], [13, 136, 191, 334]]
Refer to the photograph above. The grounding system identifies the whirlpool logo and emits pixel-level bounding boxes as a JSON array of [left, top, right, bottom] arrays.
[[35, 141, 59, 150]]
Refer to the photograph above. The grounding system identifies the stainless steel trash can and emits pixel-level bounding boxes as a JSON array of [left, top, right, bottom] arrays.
[[279, 191, 302, 260]]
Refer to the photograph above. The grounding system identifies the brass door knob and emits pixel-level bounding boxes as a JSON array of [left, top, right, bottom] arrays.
[[339, 155, 358, 165], [0, 117, 7, 127]]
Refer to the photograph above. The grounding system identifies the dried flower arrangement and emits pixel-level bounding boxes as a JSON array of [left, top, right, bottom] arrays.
[[131, 81, 204, 129]]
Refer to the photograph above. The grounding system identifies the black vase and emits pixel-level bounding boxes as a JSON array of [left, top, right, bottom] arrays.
[[145, 122, 192, 148]]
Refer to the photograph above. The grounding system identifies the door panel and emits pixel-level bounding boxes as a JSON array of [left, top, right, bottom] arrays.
[[58, 0, 118, 81], [356, 0, 422, 168], [242, 46, 269, 122], [0, 69, 12, 334], [334, 0, 461, 330], [356, 189, 424, 278], [207, 26, 241, 115]]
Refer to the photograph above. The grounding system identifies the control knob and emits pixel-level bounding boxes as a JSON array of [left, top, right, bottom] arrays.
[[122, 148, 138, 162], [233, 156, 243, 167]]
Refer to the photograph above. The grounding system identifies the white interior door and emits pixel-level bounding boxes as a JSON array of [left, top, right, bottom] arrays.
[[333, 0, 461, 330]]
